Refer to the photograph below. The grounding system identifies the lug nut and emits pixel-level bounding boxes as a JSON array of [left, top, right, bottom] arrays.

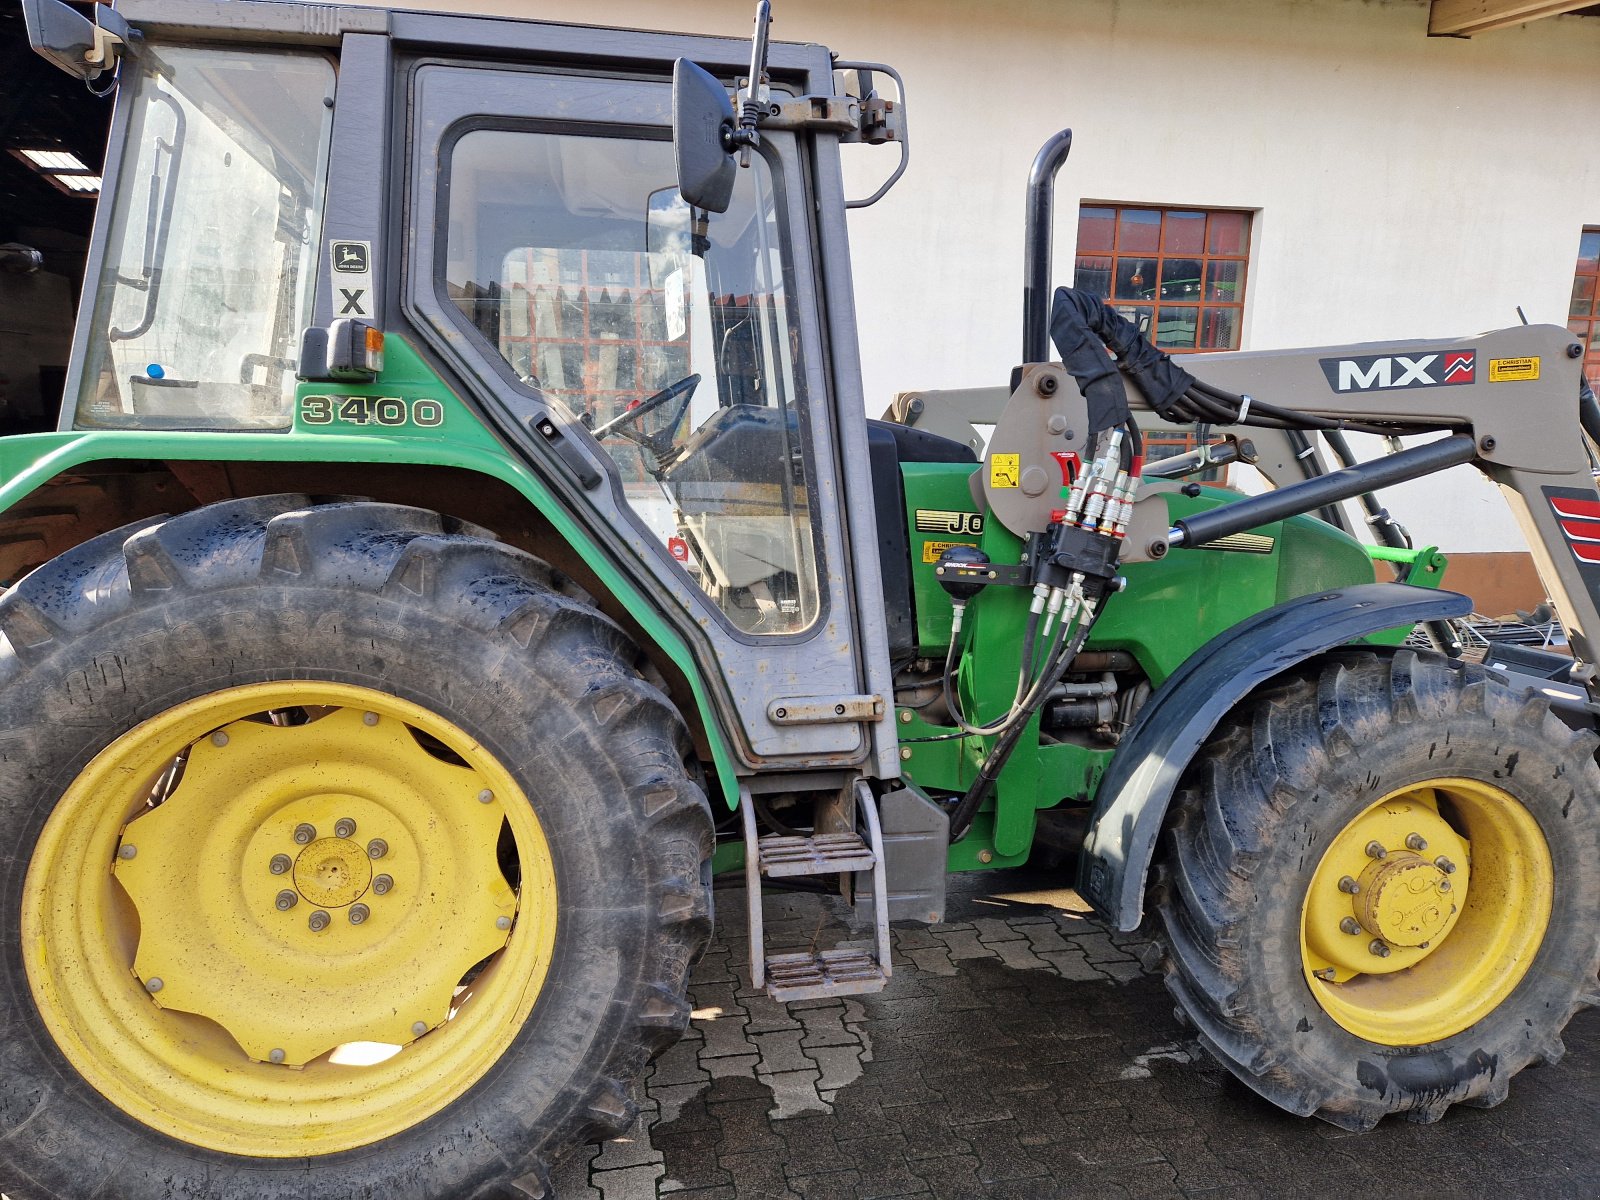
[[1364, 841, 1388, 860], [269, 1048, 286, 1064], [1339, 917, 1361, 935], [270, 854, 292, 875], [145, 977, 164, 993], [478, 789, 494, 804], [1313, 967, 1336, 981], [211, 731, 230, 747], [373, 874, 393, 895], [308, 910, 331, 932], [275, 890, 299, 911], [1434, 856, 1457, 874], [1338, 875, 1361, 894], [363, 711, 379, 726], [293, 823, 317, 845], [118, 844, 137, 860], [1405, 833, 1428, 851], [367, 839, 388, 860], [1368, 940, 1391, 959], [335, 817, 357, 839], [1439, 879, 1452, 892], [349, 903, 370, 925]]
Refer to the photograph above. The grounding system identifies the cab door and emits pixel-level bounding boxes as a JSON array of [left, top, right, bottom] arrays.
[[403, 58, 875, 765]]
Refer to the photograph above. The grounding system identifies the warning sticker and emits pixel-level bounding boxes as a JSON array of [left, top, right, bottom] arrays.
[[1489, 356, 1540, 383], [989, 453, 1020, 489], [922, 539, 977, 564]]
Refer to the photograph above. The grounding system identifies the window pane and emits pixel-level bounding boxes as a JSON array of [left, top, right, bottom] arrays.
[[1573, 276, 1597, 319], [1073, 255, 1112, 298], [1207, 211, 1249, 256], [1579, 229, 1600, 274], [1154, 307, 1198, 350], [1118, 209, 1161, 254], [1078, 207, 1116, 253], [445, 130, 822, 635], [1113, 303, 1154, 336], [1159, 259, 1202, 301], [1163, 211, 1206, 255], [75, 47, 335, 430], [1206, 260, 1245, 303], [1115, 259, 1156, 300], [1198, 307, 1241, 350]]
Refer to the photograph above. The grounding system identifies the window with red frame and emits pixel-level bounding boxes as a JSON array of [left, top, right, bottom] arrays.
[[1572, 229, 1600, 390], [1074, 205, 1252, 478], [1074, 205, 1251, 353]]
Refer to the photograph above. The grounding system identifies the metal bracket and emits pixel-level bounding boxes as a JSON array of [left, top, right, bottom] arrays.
[[768, 695, 885, 725], [933, 560, 1031, 589], [757, 94, 863, 134]]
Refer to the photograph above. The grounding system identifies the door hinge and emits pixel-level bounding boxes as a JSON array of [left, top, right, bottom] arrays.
[[768, 695, 885, 725]]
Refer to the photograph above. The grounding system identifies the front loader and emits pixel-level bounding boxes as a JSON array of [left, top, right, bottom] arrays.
[[0, 1, 1595, 1197]]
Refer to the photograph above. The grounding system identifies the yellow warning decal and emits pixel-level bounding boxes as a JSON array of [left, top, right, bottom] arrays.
[[922, 539, 977, 564], [1489, 356, 1540, 383], [990, 453, 1021, 489]]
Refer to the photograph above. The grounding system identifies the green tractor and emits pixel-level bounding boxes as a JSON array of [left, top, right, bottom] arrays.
[[3, 1, 1596, 1196]]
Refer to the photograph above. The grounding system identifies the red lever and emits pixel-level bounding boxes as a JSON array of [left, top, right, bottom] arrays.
[[1049, 451, 1080, 487]]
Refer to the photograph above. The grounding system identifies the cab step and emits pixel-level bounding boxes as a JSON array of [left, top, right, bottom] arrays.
[[740, 779, 892, 1003]]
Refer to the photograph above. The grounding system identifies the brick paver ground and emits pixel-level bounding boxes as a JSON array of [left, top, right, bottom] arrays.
[[553, 867, 1600, 1200]]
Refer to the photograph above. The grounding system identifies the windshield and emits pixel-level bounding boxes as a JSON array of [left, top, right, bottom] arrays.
[[444, 129, 821, 635], [73, 46, 334, 430]]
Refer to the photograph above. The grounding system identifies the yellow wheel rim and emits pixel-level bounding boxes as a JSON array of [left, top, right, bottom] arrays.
[[1300, 778, 1551, 1045], [21, 682, 558, 1157]]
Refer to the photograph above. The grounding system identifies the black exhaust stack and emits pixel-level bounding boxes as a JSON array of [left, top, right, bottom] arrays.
[[1022, 129, 1073, 365]]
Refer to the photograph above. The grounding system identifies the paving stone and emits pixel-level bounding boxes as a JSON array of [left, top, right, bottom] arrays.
[[652, 1038, 712, 1087], [700, 1010, 755, 1059], [891, 925, 942, 950], [760, 1067, 831, 1119], [1070, 931, 1137, 964], [752, 1028, 813, 1075], [716, 1151, 801, 1198], [786, 1169, 862, 1199], [971, 918, 1027, 943], [550, 1142, 602, 1199], [803, 1043, 866, 1092], [653, 1127, 734, 1192], [706, 1053, 759, 1079], [742, 992, 804, 1034], [1038, 949, 1104, 981], [652, 1081, 714, 1127], [931, 929, 996, 960], [797, 1003, 860, 1048], [592, 1163, 666, 1200], [591, 1104, 664, 1172], [988, 938, 1047, 971], [1020, 923, 1070, 954], [906, 946, 958, 976]]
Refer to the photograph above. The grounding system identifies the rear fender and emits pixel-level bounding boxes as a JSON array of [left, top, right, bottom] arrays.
[[1077, 582, 1473, 930]]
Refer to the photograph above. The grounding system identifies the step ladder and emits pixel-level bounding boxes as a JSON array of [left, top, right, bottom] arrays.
[[740, 779, 892, 1003]]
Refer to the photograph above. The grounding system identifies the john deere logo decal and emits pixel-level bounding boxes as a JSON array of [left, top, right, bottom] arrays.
[[915, 510, 985, 536], [1321, 350, 1477, 393]]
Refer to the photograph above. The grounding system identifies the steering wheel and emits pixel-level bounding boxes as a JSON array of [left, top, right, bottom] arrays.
[[590, 374, 701, 454]]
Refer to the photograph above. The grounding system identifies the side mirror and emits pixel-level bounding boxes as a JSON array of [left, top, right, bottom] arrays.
[[22, 0, 131, 82], [672, 59, 737, 214]]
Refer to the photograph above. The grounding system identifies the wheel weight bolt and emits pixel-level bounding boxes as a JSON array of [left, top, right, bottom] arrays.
[[349, 903, 370, 925], [367, 839, 388, 860], [373, 874, 393, 896], [145, 977, 164, 993], [478, 789, 494, 805], [1364, 840, 1387, 860], [1405, 832, 1428, 851], [269, 854, 292, 875], [1434, 855, 1457, 874], [269, 1049, 286, 1065], [118, 844, 137, 861], [275, 890, 299, 911], [1337, 875, 1361, 894], [363, 711, 379, 726], [1339, 917, 1361, 935], [1368, 940, 1391, 958], [335, 817, 357, 839], [293, 823, 317, 845], [308, 910, 331, 932]]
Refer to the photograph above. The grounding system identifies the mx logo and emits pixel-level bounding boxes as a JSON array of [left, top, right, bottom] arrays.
[[1320, 349, 1477, 393]]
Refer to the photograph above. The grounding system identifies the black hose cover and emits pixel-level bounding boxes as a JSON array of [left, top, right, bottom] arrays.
[[1049, 287, 1197, 425]]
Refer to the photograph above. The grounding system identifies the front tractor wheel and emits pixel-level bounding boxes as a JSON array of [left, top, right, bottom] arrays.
[[0, 497, 713, 1200], [1156, 650, 1600, 1129]]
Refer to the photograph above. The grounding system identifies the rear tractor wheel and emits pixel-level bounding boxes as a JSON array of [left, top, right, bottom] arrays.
[[0, 496, 713, 1199], [1156, 650, 1600, 1129]]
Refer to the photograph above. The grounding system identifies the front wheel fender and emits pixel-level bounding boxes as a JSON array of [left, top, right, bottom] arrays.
[[1078, 582, 1473, 930]]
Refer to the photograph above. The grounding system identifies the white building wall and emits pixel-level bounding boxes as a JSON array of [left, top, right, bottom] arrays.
[[368, 0, 1600, 553]]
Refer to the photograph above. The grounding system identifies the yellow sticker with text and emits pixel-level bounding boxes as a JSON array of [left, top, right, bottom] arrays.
[[1489, 356, 1540, 382], [922, 539, 976, 564], [990, 453, 1020, 488]]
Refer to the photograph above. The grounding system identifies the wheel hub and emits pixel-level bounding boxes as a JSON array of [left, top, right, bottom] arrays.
[[1355, 851, 1453, 947], [293, 837, 373, 909], [113, 705, 520, 1067]]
